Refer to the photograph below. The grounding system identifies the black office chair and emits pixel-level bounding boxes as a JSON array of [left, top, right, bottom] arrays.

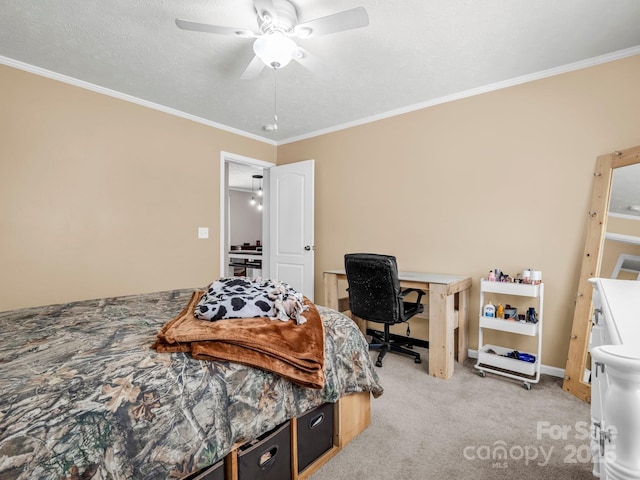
[[344, 253, 425, 367]]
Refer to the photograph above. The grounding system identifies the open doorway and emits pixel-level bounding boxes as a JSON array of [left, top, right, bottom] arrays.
[[220, 153, 315, 298], [219, 152, 275, 280]]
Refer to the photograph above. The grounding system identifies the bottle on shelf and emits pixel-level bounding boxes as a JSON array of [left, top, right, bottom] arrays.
[[483, 302, 496, 318]]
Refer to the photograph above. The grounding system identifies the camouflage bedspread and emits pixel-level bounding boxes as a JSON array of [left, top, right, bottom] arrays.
[[0, 289, 383, 480]]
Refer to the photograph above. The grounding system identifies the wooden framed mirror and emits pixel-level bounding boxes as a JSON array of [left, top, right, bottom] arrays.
[[563, 145, 640, 402]]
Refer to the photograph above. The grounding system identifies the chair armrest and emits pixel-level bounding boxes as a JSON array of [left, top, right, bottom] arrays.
[[400, 288, 425, 305]]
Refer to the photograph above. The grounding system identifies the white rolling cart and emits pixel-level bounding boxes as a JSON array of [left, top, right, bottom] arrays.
[[474, 279, 543, 390]]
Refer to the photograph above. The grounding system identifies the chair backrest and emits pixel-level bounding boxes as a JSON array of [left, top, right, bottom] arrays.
[[344, 253, 402, 324]]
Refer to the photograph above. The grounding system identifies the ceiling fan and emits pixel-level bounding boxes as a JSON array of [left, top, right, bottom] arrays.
[[175, 0, 369, 80]]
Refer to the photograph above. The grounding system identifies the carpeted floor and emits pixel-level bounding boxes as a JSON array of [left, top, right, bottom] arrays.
[[311, 347, 594, 480]]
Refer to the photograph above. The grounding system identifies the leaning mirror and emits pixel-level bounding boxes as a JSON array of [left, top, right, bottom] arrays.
[[563, 145, 640, 403], [601, 167, 640, 281]]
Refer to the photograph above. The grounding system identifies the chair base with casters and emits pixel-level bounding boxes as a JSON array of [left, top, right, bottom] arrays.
[[368, 319, 422, 367]]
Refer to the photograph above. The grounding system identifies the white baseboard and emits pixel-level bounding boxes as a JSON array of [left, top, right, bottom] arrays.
[[467, 349, 565, 379]]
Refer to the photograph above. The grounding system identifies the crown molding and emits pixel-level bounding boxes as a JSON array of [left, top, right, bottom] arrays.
[[0, 56, 277, 146], [3, 45, 639, 147], [278, 46, 640, 145]]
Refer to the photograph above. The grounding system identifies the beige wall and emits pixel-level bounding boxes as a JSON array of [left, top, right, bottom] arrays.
[[2, 56, 640, 370], [0, 64, 276, 310], [278, 54, 640, 369], [606, 215, 640, 237]]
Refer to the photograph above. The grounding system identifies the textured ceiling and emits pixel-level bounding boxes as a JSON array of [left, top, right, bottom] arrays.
[[227, 162, 265, 191], [2, 0, 640, 146]]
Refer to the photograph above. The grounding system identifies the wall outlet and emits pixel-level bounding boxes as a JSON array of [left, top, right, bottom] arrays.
[[198, 227, 209, 239]]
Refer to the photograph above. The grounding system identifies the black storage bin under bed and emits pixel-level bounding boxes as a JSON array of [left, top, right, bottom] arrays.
[[296, 402, 335, 473], [183, 458, 224, 480], [238, 421, 292, 480]]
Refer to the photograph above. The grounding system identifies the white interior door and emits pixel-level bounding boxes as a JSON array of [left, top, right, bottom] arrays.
[[268, 160, 315, 300]]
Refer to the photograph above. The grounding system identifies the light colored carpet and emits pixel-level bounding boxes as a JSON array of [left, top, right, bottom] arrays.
[[311, 347, 594, 480]]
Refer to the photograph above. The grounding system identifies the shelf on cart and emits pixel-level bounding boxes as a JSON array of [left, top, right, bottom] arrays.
[[479, 316, 538, 335], [480, 280, 541, 297], [477, 344, 537, 376]]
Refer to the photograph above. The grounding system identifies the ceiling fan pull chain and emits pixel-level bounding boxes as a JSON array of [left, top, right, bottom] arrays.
[[273, 67, 279, 130]]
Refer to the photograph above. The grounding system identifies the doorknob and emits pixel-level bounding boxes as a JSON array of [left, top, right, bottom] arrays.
[[304, 245, 313, 251]]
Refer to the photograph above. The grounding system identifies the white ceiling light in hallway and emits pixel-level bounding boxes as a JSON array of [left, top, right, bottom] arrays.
[[249, 174, 264, 210]]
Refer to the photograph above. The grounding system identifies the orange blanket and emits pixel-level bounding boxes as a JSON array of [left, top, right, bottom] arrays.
[[152, 290, 325, 389]]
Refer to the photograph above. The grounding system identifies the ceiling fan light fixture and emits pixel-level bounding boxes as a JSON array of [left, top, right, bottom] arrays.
[[253, 32, 297, 68]]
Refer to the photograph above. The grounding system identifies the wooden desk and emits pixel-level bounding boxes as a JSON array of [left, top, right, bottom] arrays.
[[323, 270, 471, 379]]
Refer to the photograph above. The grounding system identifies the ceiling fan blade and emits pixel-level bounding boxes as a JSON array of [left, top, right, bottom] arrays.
[[253, 0, 278, 23], [240, 55, 267, 80], [292, 47, 332, 79], [294, 6, 369, 38], [175, 19, 255, 38]]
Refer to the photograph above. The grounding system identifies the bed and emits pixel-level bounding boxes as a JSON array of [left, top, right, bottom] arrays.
[[0, 287, 383, 479]]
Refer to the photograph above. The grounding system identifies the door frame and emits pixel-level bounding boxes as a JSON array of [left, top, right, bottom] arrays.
[[219, 151, 275, 279]]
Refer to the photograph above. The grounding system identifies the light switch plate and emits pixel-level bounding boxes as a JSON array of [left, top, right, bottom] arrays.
[[198, 227, 209, 239]]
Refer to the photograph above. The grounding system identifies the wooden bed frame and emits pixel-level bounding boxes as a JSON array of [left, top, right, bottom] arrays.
[[191, 391, 371, 480]]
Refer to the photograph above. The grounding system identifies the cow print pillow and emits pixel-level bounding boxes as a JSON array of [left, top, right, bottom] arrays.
[[194, 277, 306, 323]]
